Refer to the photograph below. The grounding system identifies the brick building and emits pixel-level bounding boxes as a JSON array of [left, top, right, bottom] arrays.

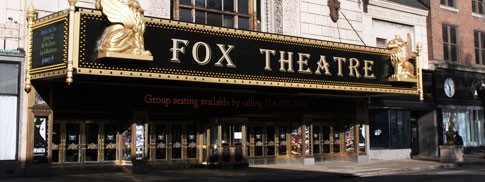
[[420, 0, 485, 154]]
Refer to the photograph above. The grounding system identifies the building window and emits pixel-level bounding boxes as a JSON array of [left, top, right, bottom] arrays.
[[441, 0, 456, 8], [174, 0, 255, 30], [473, 0, 484, 14], [0, 62, 19, 160], [443, 25, 459, 62], [376, 38, 387, 48], [475, 31, 485, 65]]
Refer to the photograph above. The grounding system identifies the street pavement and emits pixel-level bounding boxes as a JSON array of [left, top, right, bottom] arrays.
[[5, 154, 485, 182]]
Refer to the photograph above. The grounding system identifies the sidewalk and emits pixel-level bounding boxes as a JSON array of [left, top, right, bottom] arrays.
[[7, 154, 485, 181], [253, 154, 485, 177]]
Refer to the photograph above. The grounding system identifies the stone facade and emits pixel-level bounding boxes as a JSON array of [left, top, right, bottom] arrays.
[[299, 0, 364, 44], [363, 0, 429, 69]]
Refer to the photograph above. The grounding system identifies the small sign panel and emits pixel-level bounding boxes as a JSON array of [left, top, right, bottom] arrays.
[[33, 116, 48, 163], [32, 21, 65, 68]]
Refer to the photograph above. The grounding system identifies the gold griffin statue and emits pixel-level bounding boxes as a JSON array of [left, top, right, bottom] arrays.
[[387, 34, 417, 81], [95, 0, 152, 60]]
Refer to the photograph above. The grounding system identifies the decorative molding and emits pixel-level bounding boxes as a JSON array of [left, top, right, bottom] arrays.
[[440, 5, 459, 13], [369, 0, 429, 17], [283, 0, 301, 36], [157, 142, 166, 148], [368, 6, 426, 26], [266, 0, 283, 34], [146, 0, 171, 19], [106, 142, 117, 149]]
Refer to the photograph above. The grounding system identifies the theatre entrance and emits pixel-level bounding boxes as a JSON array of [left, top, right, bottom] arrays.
[[51, 120, 127, 164], [200, 118, 247, 167]]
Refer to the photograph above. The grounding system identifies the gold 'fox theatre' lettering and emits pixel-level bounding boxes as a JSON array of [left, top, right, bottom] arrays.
[[170, 38, 236, 68], [259, 48, 376, 79], [168, 38, 376, 79]]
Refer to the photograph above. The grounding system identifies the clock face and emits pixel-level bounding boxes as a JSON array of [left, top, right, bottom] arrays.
[[444, 78, 455, 98]]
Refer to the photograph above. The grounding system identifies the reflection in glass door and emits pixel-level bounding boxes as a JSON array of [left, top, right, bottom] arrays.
[[266, 126, 275, 156], [85, 123, 99, 162], [278, 126, 287, 155], [121, 126, 131, 161], [186, 125, 197, 159], [254, 126, 263, 156], [322, 126, 331, 154], [171, 125, 182, 159], [65, 123, 80, 162], [155, 124, 167, 160], [344, 126, 355, 153], [291, 123, 302, 156], [333, 126, 341, 153], [313, 126, 320, 154], [104, 124, 117, 161], [209, 126, 218, 163], [221, 124, 243, 162], [52, 123, 60, 163]]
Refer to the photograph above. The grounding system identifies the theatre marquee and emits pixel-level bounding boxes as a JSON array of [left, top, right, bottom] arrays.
[[25, 6, 423, 99]]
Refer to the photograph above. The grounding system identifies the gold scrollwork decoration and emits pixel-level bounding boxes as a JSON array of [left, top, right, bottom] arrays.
[[95, 0, 152, 61], [87, 143, 98, 149], [157, 142, 166, 148], [106, 142, 117, 149], [67, 143, 78, 150], [173, 142, 181, 148], [188, 142, 196, 148]]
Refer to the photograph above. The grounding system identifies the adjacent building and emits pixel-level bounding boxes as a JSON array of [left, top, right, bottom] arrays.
[[420, 0, 485, 155]]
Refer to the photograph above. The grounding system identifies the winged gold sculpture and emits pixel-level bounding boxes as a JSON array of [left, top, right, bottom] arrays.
[[387, 34, 417, 82], [96, 0, 152, 61]]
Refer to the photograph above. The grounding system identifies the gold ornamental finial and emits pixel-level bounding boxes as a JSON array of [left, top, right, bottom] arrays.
[[96, 0, 153, 61], [416, 42, 422, 54], [68, 0, 77, 8], [25, 5, 36, 93], [27, 6, 35, 21]]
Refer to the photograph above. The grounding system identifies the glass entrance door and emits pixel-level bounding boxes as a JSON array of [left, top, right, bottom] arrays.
[[84, 123, 99, 162], [201, 119, 247, 166], [65, 123, 80, 162], [221, 124, 243, 162], [103, 124, 118, 161], [54, 121, 122, 164]]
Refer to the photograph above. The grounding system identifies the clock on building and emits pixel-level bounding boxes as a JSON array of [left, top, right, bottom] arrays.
[[444, 78, 455, 98]]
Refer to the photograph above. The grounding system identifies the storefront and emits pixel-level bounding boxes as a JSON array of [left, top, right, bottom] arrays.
[[367, 70, 436, 159], [434, 68, 485, 151], [24, 4, 422, 171]]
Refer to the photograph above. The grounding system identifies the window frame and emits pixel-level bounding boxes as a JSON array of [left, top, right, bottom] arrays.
[[472, 0, 485, 14], [442, 25, 459, 62], [0, 61, 21, 161], [173, 0, 257, 30], [474, 31, 485, 65], [441, 0, 457, 8], [376, 38, 387, 48]]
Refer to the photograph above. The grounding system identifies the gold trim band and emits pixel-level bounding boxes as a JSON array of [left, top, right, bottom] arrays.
[[76, 68, 418, 95]]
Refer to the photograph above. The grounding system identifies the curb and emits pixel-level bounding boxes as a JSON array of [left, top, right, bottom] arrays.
[[354, 159, 485, 177]]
